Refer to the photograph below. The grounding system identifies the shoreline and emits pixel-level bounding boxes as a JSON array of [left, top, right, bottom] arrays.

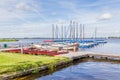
[[0, 52, 70, 80], [0, 52, 120, 80], [0, 60, 72, 80], [0, 39, 18, 42]]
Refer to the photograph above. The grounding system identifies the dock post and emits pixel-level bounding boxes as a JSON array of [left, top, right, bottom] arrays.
[[21, 43, 23, 54]]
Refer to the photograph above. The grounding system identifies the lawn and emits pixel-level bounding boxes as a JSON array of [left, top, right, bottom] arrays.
[[0, 52, 69, 75], [0, 39, 18, 42]]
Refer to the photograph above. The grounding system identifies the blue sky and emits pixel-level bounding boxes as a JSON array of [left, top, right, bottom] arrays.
[[0, 0, 120, 38]]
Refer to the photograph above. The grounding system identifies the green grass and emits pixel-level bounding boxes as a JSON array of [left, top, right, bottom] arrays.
[[0, 52, 69, 75], [0, 39, 18, 42]]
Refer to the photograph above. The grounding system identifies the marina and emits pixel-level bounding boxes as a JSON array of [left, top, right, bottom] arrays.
[[0, 0, 120, 80], [19, 59, 120, 80], [58, 52, 120, 61], [11, 51, 120, 80], [0, 41, 120, 80], [0, 24, 119, 80], [50, 21, 107, 49]]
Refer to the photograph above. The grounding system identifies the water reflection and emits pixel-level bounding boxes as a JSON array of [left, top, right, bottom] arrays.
[[14, 59, 120, 80], [82, 39, 120, 54]]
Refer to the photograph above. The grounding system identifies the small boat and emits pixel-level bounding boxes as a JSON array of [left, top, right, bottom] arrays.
[[43, 40, 54, 42], [79, 42, 95, 48]]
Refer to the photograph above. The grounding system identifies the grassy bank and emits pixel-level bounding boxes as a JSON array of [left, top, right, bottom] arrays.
[[0, 39, 18, 42], [0, 52, 69, 76]]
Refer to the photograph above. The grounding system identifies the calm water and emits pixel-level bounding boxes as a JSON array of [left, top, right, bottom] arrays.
[[10, 39, 120, 80], [82, 39, 120, 54], [39, 61, 120, 80], [0, 39, 46, 48], [15, 59, 120, 80], [1, 38, 120, 54], [20, 38, 120, 54]]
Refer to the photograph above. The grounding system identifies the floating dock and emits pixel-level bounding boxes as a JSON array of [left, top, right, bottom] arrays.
[[0, 47, 22, 52], [1, 48, 120, 61], [57, 52, 120, 61]]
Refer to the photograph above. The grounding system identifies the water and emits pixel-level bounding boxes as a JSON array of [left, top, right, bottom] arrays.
[[1, 38, 120, 54], [18, 38, 120, 54], [39, 61, 120, 80], [81, 39, 120, 54], [0, 38, 46, 48], [15, 59, 120, 80], [9, 39, 120, 80], [0, 38, 119, 54]]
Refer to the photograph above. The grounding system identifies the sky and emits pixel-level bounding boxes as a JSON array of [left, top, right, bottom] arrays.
[[0, 0, 120, 38]]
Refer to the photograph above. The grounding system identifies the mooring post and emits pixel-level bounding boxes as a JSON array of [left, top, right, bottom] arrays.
[[21, 43, 23, 54]]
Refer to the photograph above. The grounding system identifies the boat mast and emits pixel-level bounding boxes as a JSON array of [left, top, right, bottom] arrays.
[[83, 24, 85, 40], [52, 24, 54, 40], [55, 25, 59, 40], [64, 26, 67, 40], [61, 24, 64, 40], [95, 27, 97, 39], [66, 24, 69, 40], [80, 24, 82, 40], [72, 21, 74, 40], [73, 22, 76, 40], [76, 22, 78, 40], [70, 21, 72, 40]]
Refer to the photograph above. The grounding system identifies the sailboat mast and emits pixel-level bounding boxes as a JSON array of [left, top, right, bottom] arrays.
[[73, 21, 75, 40], [83, 24, 85, 40], [61, 24, 64, 40], [95, 27, 97, 39], [72, 21, 75, 40], [55, 25, 58, 39], [76, 22, 78, 40], [64, 26, 66, 40], [52, 24, 54, 40], [80, 24, 82, 40], [70, 21, 72, 40]]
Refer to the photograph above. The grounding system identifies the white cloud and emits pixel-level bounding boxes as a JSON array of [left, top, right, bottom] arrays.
[[0, 0, 120, 38], [99, 13, 112, 20], [0, 0, 46, 24], [0, 22, 52, 38], [75, 0, 120, 8], [15, 0, 47, 21], [16, 2, 31, 11]]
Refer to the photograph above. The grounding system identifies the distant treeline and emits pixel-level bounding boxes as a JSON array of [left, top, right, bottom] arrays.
[[0, 37, 108, 39], [0, 39, 19, 42], [108, 37, 120, 39]]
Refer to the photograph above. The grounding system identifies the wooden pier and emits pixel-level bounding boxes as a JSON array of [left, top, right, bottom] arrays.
[[0, 48, 22, 51], [0, 48, 120, 61], [57, 52, 120, 61]]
